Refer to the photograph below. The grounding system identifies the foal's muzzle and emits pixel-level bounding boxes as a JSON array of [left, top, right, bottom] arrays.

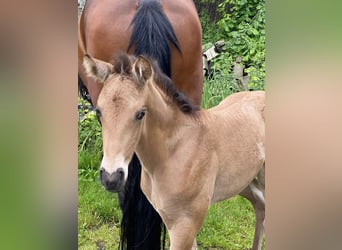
[[99, 167, 125, 192]]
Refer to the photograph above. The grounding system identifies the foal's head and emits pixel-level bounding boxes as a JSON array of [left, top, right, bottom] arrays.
[[83, 53, 198, 191], [83, 53, 155, 191]]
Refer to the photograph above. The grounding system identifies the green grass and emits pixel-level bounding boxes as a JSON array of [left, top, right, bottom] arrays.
[[78, 170, 264, 250], [201, 74, 237, 109], [78, 169, 121, 250], [197, 197, 262, 250]]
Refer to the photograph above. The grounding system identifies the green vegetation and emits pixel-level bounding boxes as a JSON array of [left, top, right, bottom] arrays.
[[78, 179, 121, 250], [217, 0, 265, 90], [200, 0, 265, 92], [78, 104, 102, 183], [78, 0, 265, 249]]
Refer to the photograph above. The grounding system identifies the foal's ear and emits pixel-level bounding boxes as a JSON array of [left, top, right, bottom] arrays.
[[83, 54, 113, 83], [133, 56, 153, 83]]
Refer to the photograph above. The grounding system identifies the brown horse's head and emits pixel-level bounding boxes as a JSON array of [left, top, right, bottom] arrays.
[[83, 53, 153, 192]]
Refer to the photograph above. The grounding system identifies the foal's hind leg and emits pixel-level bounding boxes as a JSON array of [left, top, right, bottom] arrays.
[[240, 168, 265, 250]]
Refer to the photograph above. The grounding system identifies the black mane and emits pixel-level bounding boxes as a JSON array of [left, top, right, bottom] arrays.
[[150, 60, 199, 114]]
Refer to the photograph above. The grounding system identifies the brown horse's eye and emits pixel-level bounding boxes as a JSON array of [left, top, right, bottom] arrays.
[[135, 109, 145, 121]]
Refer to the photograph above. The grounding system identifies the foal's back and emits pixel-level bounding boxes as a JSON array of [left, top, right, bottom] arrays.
[[210, 91, 265, 131], [213, 91, 265, 114], [206, 91, 265, 203]]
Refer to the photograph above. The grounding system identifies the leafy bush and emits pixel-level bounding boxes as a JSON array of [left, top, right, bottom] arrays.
[[78, 111, 102, 153], [200, 0, 265, 91], [202, 72, 236, 109], [200, 10, 224, 45], [78, 98, 102, 180]]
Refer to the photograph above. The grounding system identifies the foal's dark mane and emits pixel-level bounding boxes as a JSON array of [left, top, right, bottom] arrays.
[[149, 60, 199, 115]]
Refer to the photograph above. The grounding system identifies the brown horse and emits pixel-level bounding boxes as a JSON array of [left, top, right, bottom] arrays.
[[78, 0, 203, 106], [78, 0, 203, 249], [83, 53, 265, 250]]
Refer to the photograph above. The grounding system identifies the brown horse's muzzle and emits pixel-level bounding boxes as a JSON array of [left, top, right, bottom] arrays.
[[99, 167, 125, 192]]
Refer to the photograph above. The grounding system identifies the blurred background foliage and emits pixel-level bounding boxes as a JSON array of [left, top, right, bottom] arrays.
[[196, 0, 265, 92]]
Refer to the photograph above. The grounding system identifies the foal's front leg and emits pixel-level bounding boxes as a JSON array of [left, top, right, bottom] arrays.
[[167, 216, 201, 250], [163, 203, 208, 250]]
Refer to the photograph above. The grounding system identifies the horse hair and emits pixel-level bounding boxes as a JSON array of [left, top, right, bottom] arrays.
[[119, 154, 165, 250], [111, 53, 132, 76], [128, 0, 181, 77], [150, 59, 199, 114]]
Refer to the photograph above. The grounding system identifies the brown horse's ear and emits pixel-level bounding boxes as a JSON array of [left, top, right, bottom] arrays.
[[133, 56, 153, 83], [83, 54, 113, 83]]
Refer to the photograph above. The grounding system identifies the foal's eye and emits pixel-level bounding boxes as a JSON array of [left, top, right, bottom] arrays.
[[135, 109, 146, 121]]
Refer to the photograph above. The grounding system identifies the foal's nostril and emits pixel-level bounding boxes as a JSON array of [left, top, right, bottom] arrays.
[[116, 168, 124, 177], [99, 167, 125, 192]]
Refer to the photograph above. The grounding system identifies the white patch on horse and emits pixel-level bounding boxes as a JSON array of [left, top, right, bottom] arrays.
[[250, 182, 265, 204], [101, 154, 128, 180]]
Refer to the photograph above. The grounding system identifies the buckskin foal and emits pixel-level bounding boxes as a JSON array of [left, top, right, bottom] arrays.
[[84, 54, 265, 250]]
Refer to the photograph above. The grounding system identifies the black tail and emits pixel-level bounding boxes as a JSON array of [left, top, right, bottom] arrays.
[[119, 154, 164, 250], [120, 1, 180, 249], [128, 0, 181, 77]]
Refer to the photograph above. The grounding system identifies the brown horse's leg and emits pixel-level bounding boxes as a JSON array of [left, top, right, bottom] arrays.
[[240, 177, 265, 250]]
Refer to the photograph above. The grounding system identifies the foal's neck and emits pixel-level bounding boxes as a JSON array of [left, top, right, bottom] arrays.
[[136, 82, 200, 171], [145, 81, 187, 130]]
